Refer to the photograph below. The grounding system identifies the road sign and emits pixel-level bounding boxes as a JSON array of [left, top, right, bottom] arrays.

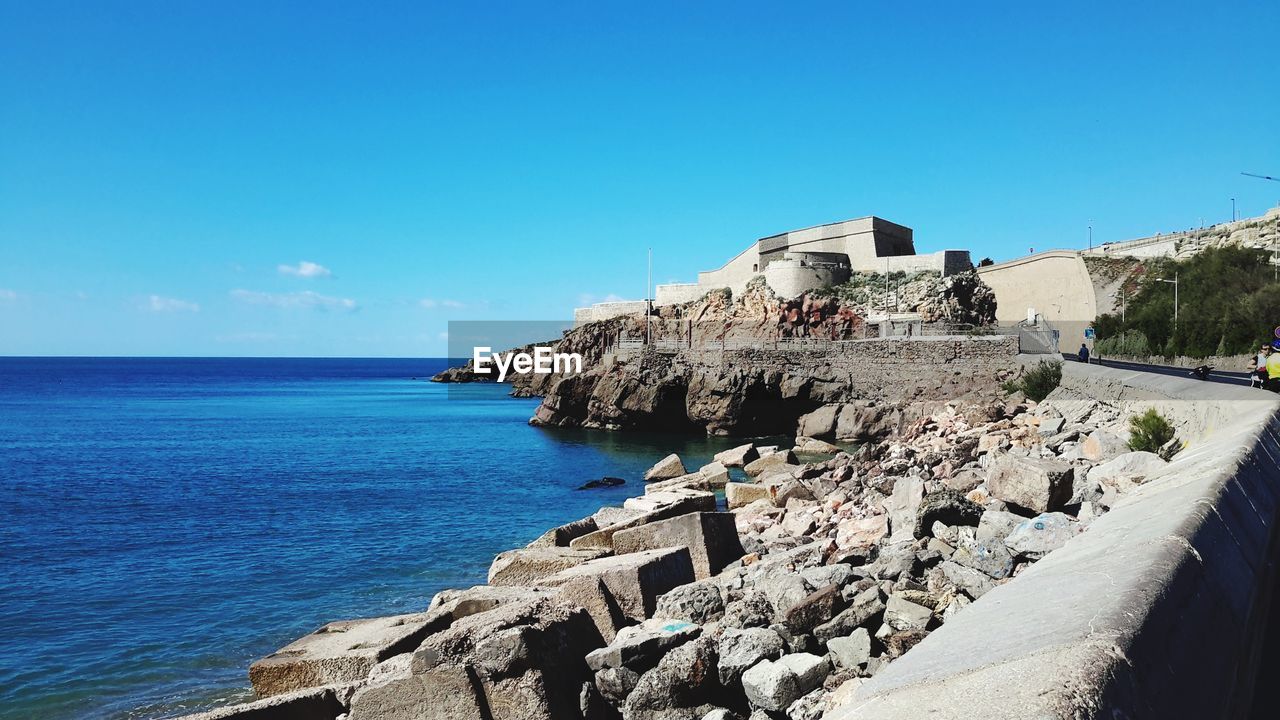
[[1084, 328, 1095, 339]]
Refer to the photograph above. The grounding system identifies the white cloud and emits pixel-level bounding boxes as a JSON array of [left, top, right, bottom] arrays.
[[0, 289, 17, 301], [278, 260, 332, 278], [231, 289, 357, 311], [145, 295, 200, 313], [419, 298, 466, 309]]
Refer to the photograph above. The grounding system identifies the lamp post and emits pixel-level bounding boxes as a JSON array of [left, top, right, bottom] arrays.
[[1157, 273, 1179, 327], [1232, 198, 1237, 221], [1088, 223, 1092, 250]]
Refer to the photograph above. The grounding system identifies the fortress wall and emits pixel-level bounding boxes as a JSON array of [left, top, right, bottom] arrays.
[[695, 243, 760, 295], [573, 301, 648, 325], [834, 362, 1280, 720], [654, 283, 706, 306], [762, 261, 849, 299], [883, 250, 972, 277]]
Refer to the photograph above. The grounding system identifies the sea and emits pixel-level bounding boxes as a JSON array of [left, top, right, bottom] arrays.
[[0, 357, 758, 720]]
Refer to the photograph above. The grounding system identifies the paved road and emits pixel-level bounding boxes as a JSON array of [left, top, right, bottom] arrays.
[[1062, 354, 1255, 387]]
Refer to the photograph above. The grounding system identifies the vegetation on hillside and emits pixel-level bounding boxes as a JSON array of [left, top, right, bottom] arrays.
[[1094, 246, 1280, 359]]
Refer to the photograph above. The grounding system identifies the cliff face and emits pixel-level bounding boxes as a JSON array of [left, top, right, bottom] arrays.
[[437, 271, 1006, 437]]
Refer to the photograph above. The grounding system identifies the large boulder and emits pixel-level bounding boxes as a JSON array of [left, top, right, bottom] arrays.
[[571, 490, 716, 550], [886, 477, 925, 543], [744, 450, 798, 477], [725, 481, 771, 509], [655, 582, 725, 624], [621, 635, 722, 719], [826, 627, 871, 671], [174, 685, 351, 720], [714, 443, 760, 468], [1080, 429, 1130, 462], [1005, 512, 1082, 559], [717, 627, 786, 685], [796, 405, 840, 439], [585, 617, 701, 673], [613, 512, 745, 580], [741, 654, 829, 712], [985, 455, 1074, 513], [352, 597, 604, 720], [644, 453, 688, 482], [913, 489, 983, 538]]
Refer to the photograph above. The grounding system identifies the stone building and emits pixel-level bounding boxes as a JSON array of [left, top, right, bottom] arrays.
[[575, 216, 972, 324]]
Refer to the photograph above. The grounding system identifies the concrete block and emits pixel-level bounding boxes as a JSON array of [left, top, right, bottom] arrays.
[[726, 481, 771, 509], [539, 547, 696, 640], [570, 490, 715, 550], [612, 512, 745, 580], [348, 665, 485, 720], [487, 546, 611, 586], [525, 516, 598, 548], [250, 612, 449, 698]]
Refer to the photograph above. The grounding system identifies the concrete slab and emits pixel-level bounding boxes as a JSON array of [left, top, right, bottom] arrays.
[[487, 546, 611, 586], [539, 547, 696, 640], [250, 612, 449, 698], [612, 512, 745, 580], [173, 684, 352, 720]]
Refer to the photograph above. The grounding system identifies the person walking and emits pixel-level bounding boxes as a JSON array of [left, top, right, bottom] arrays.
[[1077, 343, 1090, 364], [1250, 344, 1271, 389]]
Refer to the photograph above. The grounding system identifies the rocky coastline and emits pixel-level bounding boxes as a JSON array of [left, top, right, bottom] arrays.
[[182, 374, 1167, 720]]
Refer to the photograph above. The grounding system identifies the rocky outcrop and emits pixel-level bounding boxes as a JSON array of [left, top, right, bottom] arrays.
[[181, 378, 1181, 720]]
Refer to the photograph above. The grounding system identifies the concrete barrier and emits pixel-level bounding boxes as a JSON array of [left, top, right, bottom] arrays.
[[835, 362, 1280, 719]]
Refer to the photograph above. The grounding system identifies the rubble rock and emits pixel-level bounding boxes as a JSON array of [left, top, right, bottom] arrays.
[[913, 489, 983, 538], [645, 454, 688, 482], [715, 443, 760, 468], [717, 627, 786, 685], [1004, 512, 1083, 559], [985, 455, 1074, 513]]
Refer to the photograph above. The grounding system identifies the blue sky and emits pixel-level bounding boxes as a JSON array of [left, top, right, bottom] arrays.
[[2, 1, 1277, 357]]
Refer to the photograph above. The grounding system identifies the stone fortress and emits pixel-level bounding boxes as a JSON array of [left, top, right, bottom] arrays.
[[574, 216, 972, 324]]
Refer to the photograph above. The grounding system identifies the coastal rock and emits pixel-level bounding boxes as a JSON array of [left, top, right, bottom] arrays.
[[744, 450, 799, 477], [717, 627, 786, 685], [1080, 429, 1129, 462], [883, 594, 933, 631], [585, 617, 702, 672], [645, 454, 688, 482], [715, 443, 760, 468], [886, 477, 925, 543], [826, 628, 871, 671], [655, 582, 726, 624], [985, 455, 1074, 513], [621, 635, 721, 719], [1004, 512, 1082, 559], [725, 482, 772, 509], [912, 489, 983, 539], [794, 436, 841, 455]]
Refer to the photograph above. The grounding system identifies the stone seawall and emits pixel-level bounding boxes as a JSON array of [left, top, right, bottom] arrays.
[[834, 363, 1280, 719]]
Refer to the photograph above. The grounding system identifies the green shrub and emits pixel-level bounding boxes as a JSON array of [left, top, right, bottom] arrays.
[[1128, 408, 1177, 455], [1003, 360, 1062, 401]]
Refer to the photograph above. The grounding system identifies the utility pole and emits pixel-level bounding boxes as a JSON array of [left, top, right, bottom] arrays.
[[1088, 223, 1092, 250], [645, 248, 652, 346], [1232, 198, 1237, 222]]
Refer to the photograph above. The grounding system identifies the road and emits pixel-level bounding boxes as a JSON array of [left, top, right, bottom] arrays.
[[1062, 354, 1255, 387]]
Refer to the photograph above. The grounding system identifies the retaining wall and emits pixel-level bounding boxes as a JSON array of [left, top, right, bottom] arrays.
[[835, 362, 1280, 719]]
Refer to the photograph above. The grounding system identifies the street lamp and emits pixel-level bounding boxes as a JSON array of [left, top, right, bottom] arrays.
[[1088, 223, 1093, 250], [1232, 198, 1237, 221], [1157, 273, 1179, 326]]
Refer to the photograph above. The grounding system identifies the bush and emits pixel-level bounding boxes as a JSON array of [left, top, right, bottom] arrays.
[[1128, 408, 1177, 455], [1002, 360, 1062, 401]]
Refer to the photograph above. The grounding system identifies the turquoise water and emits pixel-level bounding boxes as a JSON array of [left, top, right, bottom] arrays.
[[0, 358, 752, 720]]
